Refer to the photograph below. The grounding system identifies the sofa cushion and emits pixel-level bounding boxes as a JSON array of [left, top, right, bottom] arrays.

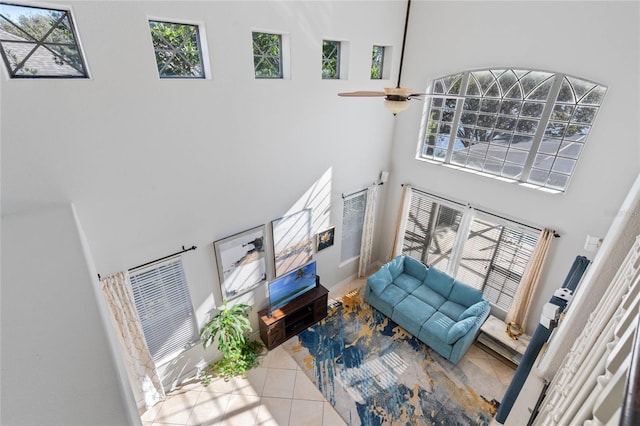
[[446, 317, 478, 344], [378, 284, 409, 308], [421, 312, 456, 344], [424, 267, 454, 298], [403, 256, 428, 281], [449, 281, 484, 306], [387, 256, 405, 279], [392, 295, 436, 336], [438, 300, 467, 321], [458, 300, 489, 321], [394, 273, 423, 293], [367, 267, 393, 295], [411, 285, 447, 310]]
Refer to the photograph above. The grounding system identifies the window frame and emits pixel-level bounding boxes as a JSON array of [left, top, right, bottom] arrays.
[[340, 190, 368, 264], [400, 188, 540, 317], [148, 19, 206, 79], [0, 2, 89, 78], [370, 45, 385, 80], [321, 39, 340, 80], [129, 256, 199, 365], [418, 69, 606, 193], [252, 31, 284, 79]]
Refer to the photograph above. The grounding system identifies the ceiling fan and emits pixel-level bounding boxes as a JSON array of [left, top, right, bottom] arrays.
[[338, 0, 427, 115]]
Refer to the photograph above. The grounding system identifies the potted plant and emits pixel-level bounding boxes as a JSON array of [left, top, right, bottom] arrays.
[[200, 300, 263, 382]]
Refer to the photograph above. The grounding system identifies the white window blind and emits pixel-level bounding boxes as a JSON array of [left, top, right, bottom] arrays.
[[129, 257, 199, 364], [401, 189, 539, 316], [341, 191, 367, 263]]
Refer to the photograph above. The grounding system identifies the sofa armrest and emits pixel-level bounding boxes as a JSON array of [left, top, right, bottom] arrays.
[[449, 304, 491, 364], [366, 266, 393, 296]]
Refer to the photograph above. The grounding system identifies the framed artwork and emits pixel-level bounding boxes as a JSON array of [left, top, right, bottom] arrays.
[[214, 225, 267, 300], [316, 227, 335, 252], [272, 209, 313, 277]]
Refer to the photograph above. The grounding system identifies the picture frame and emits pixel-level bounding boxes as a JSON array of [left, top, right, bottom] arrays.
[[271, 209, 313, 277], [213, 225, 267, 300], [316, 226, 335, 252]]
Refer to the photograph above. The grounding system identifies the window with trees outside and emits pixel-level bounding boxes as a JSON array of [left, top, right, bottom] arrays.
[[401, 188, 539, 316], [322, 40, 340, 79], [148, 20, 204, 78], [253, 32, 282, 78], [341, 191, 367, 263], [129, 257, 199, 364], [370, 45, 385, 79], [0, 3, 88, 78], [420, 69, 606, 193]]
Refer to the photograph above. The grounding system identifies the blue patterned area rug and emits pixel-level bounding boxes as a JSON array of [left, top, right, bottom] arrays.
[[282, 291, 499, 426]]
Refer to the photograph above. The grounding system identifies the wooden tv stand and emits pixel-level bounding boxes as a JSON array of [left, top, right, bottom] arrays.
[[258, 284, 329, 350]]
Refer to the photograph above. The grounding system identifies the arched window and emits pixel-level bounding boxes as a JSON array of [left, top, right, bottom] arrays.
[[420, 69, 606, 192]]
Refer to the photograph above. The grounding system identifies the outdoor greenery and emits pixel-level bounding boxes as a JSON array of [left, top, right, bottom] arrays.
[[149, 21, 203, 78], [253, 32, 282, 78], [370, 45, 384, 79], [200, 300, 263, 382], [322, 40, 339, 79]]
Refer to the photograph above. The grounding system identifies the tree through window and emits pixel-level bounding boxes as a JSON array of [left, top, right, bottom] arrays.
[[0, 3, 88, 78], [253, 32, 282, 78], [149, 20, 204, 78], [420, 69, 606, 192]]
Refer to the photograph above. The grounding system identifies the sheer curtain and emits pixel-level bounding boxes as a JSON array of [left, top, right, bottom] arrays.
[[506, 228, 555, 329], [390, 184, 412, 260], [101, 272, 165, 408], [358, 184, 378, 277]]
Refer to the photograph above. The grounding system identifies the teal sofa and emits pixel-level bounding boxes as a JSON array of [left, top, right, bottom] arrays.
[[365, 255, 490, 364]]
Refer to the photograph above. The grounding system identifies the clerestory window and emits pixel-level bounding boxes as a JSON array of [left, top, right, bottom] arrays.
[[370, 45, 385, 80], [322, 40, 340, 79], [420, 69, 606, 193], [148, 20, 205, 79], [253, 31, 282, 78], [0, 3, 88, 78]]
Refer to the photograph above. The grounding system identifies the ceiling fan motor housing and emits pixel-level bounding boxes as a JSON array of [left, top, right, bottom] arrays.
[[384, 87, 412, 101]]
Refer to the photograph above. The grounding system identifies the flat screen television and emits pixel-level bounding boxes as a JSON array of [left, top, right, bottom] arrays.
[[268, 261, 317, 311]]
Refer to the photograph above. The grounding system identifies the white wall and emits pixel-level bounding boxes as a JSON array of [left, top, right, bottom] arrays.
[[1, 204, 137, 425], [2, 1, 639, 419], [1, 0, 405, 391], [378, 0, 640, 333]]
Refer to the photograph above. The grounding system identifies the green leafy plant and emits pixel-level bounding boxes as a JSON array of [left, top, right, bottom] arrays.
[[200, 300, 263, 382]]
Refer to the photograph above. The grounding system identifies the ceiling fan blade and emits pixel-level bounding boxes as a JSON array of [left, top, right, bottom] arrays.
[[407, 93, 467, 100], [338, 91, 387, 97]]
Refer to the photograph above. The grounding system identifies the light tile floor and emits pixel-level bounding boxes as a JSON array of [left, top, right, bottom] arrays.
[[141, 277, 515, 426]]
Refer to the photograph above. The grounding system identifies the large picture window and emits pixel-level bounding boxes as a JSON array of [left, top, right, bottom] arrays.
[[420, 69, 606, 193], [401, 188, 539, 315]]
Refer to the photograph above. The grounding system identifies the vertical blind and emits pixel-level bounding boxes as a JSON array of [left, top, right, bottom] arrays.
[[129, 257, 199, 364], [341, 191, 368, 262], [401, 189, 539, 314]]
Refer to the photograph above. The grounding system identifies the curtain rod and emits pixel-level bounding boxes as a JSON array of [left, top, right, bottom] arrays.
[[404, 184, 560, 238], [342, 181, 383, 199], [97, 245, 197, 280]]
